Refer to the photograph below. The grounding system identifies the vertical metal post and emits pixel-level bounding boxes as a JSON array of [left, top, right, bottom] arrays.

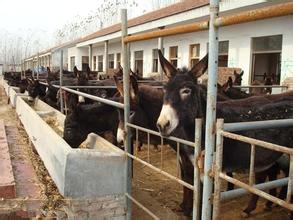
[[104, 40, 109, 75], [158, 29, 164, 81], [193, 118, 202, 220], [121, 8, 132, 220], [37, 53, 40, 80], [60, 50, 64, 114], [212, 119, 224, 220], [202, 0, 219, 219], [89, 44, 93, 70], [249, 144, 255, 186], [287, 155, 293, 202]]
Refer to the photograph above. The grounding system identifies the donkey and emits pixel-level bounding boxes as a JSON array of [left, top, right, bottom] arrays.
[[113, 75, 163, 151], [63, 100, 119, 148], [250, 73, 274, 95], [156, 50, 293, 217], [221, 77, 251, 100]]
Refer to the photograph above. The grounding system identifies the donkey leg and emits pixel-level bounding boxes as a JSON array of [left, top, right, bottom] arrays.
[[264, 164, 279, 210], [227, 172, 234, 191], [242, 170, 267, 217]]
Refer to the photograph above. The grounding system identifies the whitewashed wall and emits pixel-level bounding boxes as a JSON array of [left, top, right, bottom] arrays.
[[72, 15, 293, 85]]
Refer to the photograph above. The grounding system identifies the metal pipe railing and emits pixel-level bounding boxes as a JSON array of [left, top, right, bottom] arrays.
[[202, 1, 219, 219], [126, 123, 195, 147], [213, 118, 293, 218], [221, 177, 288, 202], [221, 131, 293, 155], [121, 9, 132, 220], [125, 193, 159, 220], [59, 86, 124, 109], [224, 119, 293, 132], [232, 85, 288, 89], [39, 81, 124, 109], [220, 173, 293, 211], [193, 119, 202, 220]]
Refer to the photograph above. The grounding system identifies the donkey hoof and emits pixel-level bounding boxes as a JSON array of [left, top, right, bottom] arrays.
[[241, 211, 250, 218]]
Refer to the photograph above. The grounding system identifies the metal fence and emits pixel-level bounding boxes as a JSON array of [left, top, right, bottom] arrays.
[[22, 1, 293, 219], [213, 119, 293, 219]]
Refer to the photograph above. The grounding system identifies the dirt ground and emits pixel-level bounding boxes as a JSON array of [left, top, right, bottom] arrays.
[[0, 84, 290, 219], [131, 144, 290, 220]]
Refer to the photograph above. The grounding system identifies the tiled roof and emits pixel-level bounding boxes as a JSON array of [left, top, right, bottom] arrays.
[[30, 0, 208, 56]]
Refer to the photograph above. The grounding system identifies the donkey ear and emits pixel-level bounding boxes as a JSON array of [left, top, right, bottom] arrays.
[[240, 70, 244, 76], [189, 53, 208, 78], [130, 75, 139, 98], [130, 69, 135, 76], [228, 77, 233, 87], [114, 76, 124, 97], [73, 66, 78, 77], [233, 70, 237, 76], [86, 66, 91, 74], [158, 49, 177, 79]]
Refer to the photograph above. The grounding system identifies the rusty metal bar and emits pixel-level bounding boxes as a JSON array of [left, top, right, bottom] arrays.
[[221, 131, 293, 155], [193, 119, 202, 220], [249, 144, 255, 186], [123, 21, 209, 43], [215, 2, 293, 27], [125, 193, 159, 220], [124, 151, 194, 190], [219, 173, 293, 211], [213, 119, 224, 220]]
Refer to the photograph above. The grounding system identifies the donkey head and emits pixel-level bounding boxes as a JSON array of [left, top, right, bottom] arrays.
[[114, 75, 141, 145], [233, 70, 243, 86], [156, 50, 208, 136]]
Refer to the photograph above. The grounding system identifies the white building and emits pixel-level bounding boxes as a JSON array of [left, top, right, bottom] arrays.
[[24, 0, 293, 86]]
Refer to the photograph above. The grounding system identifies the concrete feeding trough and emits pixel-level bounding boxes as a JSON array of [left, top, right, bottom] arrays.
[[2, 80, 126, 200]]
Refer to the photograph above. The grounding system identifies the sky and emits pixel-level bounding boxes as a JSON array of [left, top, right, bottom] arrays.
[[0, 0, 178, 63], [0, 0, 102, 32]]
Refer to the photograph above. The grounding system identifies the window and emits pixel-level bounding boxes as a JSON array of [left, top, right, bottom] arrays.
[[251, 35, 282, 84], [70, 56, 75, 71], [152, 48, 165, 72], [207, 41, 229, 67], [189, 44, 200, 68], [169, 46, 178, 67], [108, 54, 114, 69], [82, 56, 89, 71], [98, 55, 103, 71], [218, 41, 229, 67], [116, 53, 121, 68], [152, 49, 159, 72], [134, 51, 143, 76], [93, 56, 97, 71]]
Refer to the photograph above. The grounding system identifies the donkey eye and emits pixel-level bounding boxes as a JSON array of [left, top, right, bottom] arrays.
[[180, 88, 191, 100], [180, 88, 191, 95], [130, 111, 135, 117]]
